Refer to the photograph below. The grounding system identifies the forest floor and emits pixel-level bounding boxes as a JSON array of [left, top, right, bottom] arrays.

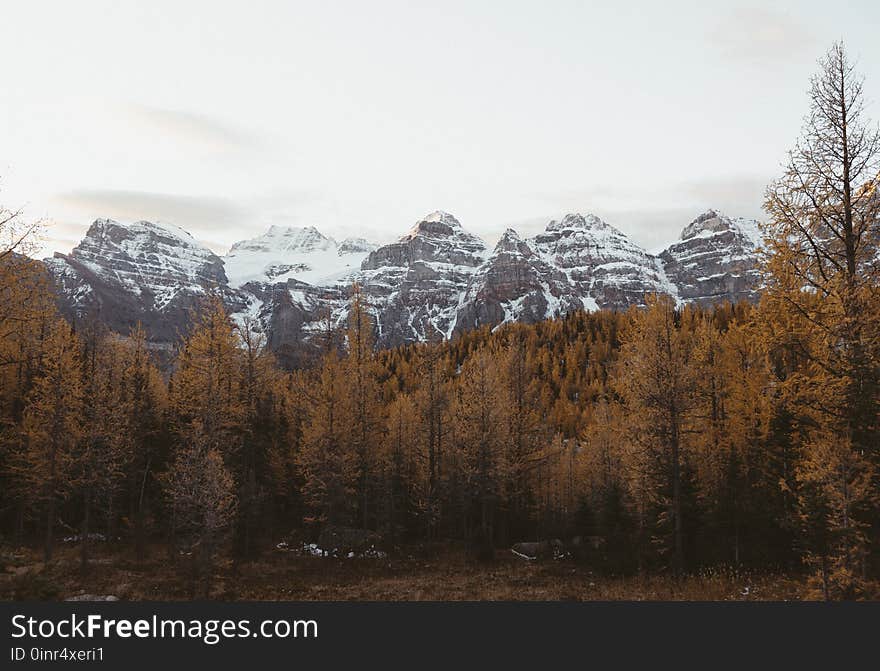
[[0, 540, 861, 601]]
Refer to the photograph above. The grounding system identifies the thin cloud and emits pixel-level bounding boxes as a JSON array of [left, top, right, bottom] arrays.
[[124, 104, 269, 154], [533, 185, 638, 212], [710, 7, 817, 64], [38, 226, 84, 257], [684, 174, 769, 221]]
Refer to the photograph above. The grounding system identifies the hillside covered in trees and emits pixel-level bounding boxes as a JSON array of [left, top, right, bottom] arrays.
[[0, 43, 878, 600]]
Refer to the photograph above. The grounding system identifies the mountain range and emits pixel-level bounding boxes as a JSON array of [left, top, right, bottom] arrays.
[[43, 209, 764, 364]]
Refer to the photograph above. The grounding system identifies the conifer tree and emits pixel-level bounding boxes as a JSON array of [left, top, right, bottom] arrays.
[[491, 332, 544, 540], [16, 319, 85, 561], [345, 285, 383, 530], [795, 428, 875, 598], [411, 345, 450, 536], [578, 399, 632, 565], [297, 351, 354, 526], [614, 296, 697, 575], [74, 324, 128, 569], [0, 253, 60, 538], [451, 347, 509, 557], [166, 295, 245, 568], [120, 325, 166, 561], [381, 393, 423, 542], [269, 370, 307, 531], [162, 421, 236, 594], [169, 294, 245, 456], [763, 41, 880, 591], [235, 318, 282, 558]]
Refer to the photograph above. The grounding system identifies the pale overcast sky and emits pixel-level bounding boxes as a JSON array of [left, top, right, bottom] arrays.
[[2, 0, 879, 256]]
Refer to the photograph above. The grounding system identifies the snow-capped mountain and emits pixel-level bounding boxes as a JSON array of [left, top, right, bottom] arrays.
[[46, 219, 245, 345], [452, 213, 674, 333], [223, 225, 376, 287], [528, 213, 673, 311], [659, 210, 763, 305], [52, 218, 228, 302], [357, 210, 489, 346], [44, 209, 764, 361]]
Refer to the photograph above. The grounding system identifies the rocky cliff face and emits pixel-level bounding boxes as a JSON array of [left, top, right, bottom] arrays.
[[528, 213, 673, 311], [358, 210, 488, 346], [452, 214, 675, 333], [45, 209, 763, 360], [453, 228, 567, 333], [45, 219, 244, 345], [659, 210, 762, 306]]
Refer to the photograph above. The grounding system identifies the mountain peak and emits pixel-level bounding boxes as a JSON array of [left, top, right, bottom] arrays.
[[231, 225, 334, 256], [89, 217, 119, 230], [51, 216, 227, 322], [545, 213, 606, 232], [660, 209, 763, 306], [677, 210, 763, 248], [401, 210, 465, 240], [680, 210, 733, 240], [224, 225, 374, 287], [486, 227, 540, 264], [265, 223, 325, 237], [85, 218, 196, 244], [422, 210, 461, 226], [493, 228, 525, 253], [694, 209, 720, 222]]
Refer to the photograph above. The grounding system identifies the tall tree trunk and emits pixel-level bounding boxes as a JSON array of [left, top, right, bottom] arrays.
[[44, 496, 55, 563], [135, 458, 151, 562], [44, 445, 57, 563], [670, 409, 684, 577], [80, 489, 91, 572]]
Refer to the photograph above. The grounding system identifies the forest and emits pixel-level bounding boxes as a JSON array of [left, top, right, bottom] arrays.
[[0, 43, 878, 600]]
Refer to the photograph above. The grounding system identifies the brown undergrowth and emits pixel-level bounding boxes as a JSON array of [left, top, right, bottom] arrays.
[[1, 540, 849, 601]]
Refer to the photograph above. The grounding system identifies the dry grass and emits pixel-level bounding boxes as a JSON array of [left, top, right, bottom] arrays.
[[0, 541, 861, 601]]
